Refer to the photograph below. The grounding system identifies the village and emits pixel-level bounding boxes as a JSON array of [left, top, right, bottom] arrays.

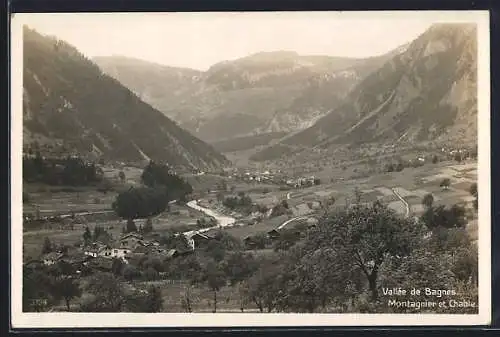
[[24, 194, 321, 281]]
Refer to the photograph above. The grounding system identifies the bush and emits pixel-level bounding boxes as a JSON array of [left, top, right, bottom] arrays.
[[123, 265, 141, 281], [144, 267, 159, 281]]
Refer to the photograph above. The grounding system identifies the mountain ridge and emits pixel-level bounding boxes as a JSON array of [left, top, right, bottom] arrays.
[[250, 23, 477, 162], [23, 27, 230, 170], [94, 48, 398, 144]]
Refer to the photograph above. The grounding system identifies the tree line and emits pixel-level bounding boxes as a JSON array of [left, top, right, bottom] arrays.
[[23, 153, 104, 186]]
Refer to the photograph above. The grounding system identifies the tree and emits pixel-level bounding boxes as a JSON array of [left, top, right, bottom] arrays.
[[111, 258, 125, 276], [305, 202, 423, 302], [276, 246, 349, 312], [92, 225, 112, 244], [145, 285, 163, 312], [469, 183, 478, 198], [321, 196, 336, 215], [124, 285, 163, 312], [273, 229, 301, 252], [163, 254, 202, 281], [53, 277, 82, 311], [241, 256, 283, 313], [180, 286, 195, 313], [112, 187, 168, 231], [23, 191, 31, 204], [202, 262, 226, 313], [126, 219, 137, 233], [141, 161, 193, 201], [144, 267, 159, 281], [23, 265, 57, 312], [118, 170, 126, 183], [82, 273, 125, 312], [420, 204, 467, 230], [123, 265, 141, 281], [422, 193, 434, 209], [143, 218, 153, 233], [469, 183, 478, 211], [42, 237, 53, 254], [220, 251, 258, 285], [440, 178, 451, 190], [251, 232, 271, 249]]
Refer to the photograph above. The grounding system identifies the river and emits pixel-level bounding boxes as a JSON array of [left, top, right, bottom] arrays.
[[183, 200, 237, 237]]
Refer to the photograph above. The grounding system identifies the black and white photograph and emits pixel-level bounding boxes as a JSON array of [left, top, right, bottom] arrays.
[[10, 11, 490, 327]]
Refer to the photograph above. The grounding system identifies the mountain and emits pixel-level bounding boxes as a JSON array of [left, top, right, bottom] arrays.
[[94, 50, 396, 146], [92, 56, 203, 123], [251, 23, 478, 162], [22, 27, 229, 170]]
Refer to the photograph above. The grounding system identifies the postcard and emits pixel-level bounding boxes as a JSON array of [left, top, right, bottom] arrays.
[[10, 10, 491, 327]]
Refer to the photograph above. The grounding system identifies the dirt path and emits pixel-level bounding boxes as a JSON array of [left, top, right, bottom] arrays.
[[391, 188, 410, 218]]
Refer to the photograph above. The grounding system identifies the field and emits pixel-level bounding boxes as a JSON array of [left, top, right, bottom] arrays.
[[263, 160, 478, 219]]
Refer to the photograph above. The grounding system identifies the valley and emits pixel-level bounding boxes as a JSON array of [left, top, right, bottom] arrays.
[[20, 20, 480, 315]]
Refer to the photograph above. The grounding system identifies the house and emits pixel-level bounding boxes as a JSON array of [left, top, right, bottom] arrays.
[[306, 217, 319, 228], [98, 245, 114, 258], [41, 252, 64, 266], [110, 247, 132, 259], [243, 236, 258, 249], [24, 259, 44, 270], [83, 241, 106, 257], [165, 249, 180, 259], [191, 233, 212, 249], [119, 232, 144, 250], [267, 229, 281, 240], [61, 250, 91, 265]]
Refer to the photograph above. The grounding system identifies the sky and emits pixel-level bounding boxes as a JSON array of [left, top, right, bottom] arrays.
[[14, 11, 478, 71]]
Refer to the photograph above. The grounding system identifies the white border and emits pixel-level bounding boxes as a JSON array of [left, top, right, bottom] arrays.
[[10, 10, 491, 328]]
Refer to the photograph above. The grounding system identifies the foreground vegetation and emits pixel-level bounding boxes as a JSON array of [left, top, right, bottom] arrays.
[[24, 195, 477, 313]]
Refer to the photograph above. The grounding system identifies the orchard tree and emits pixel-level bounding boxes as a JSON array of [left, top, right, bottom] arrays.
[[241, 256, 283, 313], [220, 251, 258, 285], [201, 261, 226, 313], [143, 218, 153, 233], [82, 273, 125, 312], [306, 201, 423, 301], [41, 237, 53, 254], [145, 286, 163, 312], [421, 193, 434, 209], [111, 257, 125, 276], [53, 277, 82, 311], [23, 265, 57, 312], [469, 183, 478, 211], [83, 226, 92, 246], [440, 178, 451, 190]]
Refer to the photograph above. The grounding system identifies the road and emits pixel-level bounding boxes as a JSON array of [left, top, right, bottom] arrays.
[[26, 210, 115, 221], [391, 188, 410, 218], [277, 216, 308, 230]]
